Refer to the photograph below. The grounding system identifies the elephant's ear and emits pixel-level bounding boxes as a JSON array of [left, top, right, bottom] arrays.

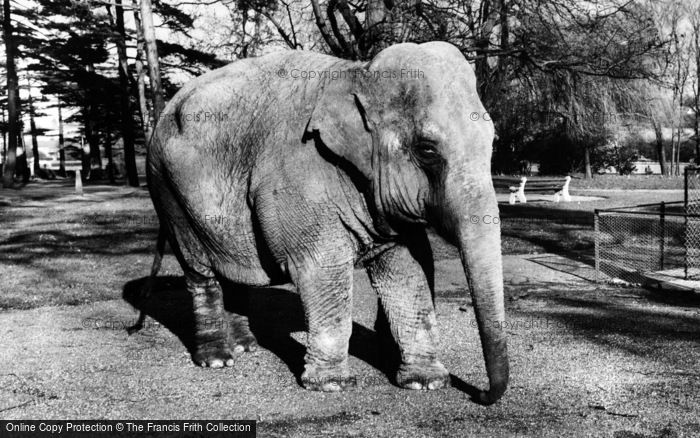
[[306, 78, 374, 179]]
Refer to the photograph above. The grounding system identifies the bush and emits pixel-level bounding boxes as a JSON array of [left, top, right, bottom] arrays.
[[599, 144, 639, 175]]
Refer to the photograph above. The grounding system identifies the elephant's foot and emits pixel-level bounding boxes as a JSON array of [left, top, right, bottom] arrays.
[[231, 331, 258, 353], [192, 339, 235, 368], [301, 363, 357, 392], [397, 361, 450, 390], [230, 315, 258, 353]]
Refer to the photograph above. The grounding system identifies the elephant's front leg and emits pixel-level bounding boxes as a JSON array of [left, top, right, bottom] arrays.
[[293, 253, 356, 392], [366, 244, 450, 390]]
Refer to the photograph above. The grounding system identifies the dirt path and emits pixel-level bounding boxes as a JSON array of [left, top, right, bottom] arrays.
[[2, 255, 698, 437]]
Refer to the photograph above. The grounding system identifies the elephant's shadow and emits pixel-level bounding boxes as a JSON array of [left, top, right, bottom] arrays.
[[122, 276, 400, 385], [122, 276, 482, 399]]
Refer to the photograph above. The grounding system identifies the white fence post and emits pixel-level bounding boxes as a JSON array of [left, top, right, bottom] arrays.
[[75, 169, 83, 195]]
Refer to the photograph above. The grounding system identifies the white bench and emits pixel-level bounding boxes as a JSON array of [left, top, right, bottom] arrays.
[[508, 176, 572, 204]]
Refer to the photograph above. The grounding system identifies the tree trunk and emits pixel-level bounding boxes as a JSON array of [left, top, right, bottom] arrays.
[[473, 0, 500, 103], [83, 103, 102, 178], [16, 130, 29, 183], [1, 110, 6, 166], [310, 0, 344, 57], [132, 0, 151, 141], [27, 77, 40, 177], [80, 133, 89, 176], [103, 123, 115, 184], [83, 65, 102, 180], [670, 129, 677, 176], [654, 122, 668, 176], [362, 0, 388, 56], [678, 84, 685, 176], [695, 105, 700, 164], [676, 133, 682, 175], [694, 11, 700, 166], [140, 0, 165, 121], [675, 128, 681, 176], [58, 101, 66, 177], [116, 0, 139, 187], [88, 129, 102, 178], [584, 146, 592, 179], [2, 0, 19, 188]]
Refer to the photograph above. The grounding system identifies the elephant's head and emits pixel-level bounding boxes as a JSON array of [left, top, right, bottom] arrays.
[[307, 41, 508, 404]]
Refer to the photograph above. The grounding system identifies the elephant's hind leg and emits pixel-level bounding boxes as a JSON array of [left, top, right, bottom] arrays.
[[185, 263, 258, 365], [365, 243, 450, 391], [186, 274, 237, 368], [153, 186, 236, 368]]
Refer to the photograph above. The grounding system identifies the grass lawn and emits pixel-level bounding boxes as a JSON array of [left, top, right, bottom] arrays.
[[0, 181, 160, 310], [566, 173, 685, 190], [489, 181, 684, 264]]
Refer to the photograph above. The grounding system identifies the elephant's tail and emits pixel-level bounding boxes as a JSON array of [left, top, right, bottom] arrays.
[[127, 225, 168, 335], [149, 224, 167, 278]]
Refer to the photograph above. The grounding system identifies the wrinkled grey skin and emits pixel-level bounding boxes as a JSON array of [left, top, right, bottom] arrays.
[[147, 41, 508, 404]]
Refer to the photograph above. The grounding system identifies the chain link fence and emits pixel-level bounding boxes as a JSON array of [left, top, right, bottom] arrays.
[[595, 202, 689, 284], [595, 166, 700, 285], [685, 167, 700, 279]]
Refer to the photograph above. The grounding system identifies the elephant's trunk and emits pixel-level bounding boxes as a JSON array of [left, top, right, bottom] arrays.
[[445, 175, 509, 405]]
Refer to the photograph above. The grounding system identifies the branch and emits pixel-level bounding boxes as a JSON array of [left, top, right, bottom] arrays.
[[335, 0, 363, 42], [415, 0, 437, 37], [89, 0, 136, 10], [310, 0, 344, 56], [170, 0, 235, 5], [284, 1, 300, 49], [327, 0, 354, 57], [259, 10, 297, 50]]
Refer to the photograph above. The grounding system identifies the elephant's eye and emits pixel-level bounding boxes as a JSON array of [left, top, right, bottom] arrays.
[[412, 140, 442, 165]]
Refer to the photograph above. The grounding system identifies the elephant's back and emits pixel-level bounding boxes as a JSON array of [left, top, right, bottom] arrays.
[[148, 56, 268, 185], [149, 51, 358, 174], [156, 50, 350, 137]]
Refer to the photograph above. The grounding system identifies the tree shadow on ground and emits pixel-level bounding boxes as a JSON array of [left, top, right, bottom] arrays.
[[514, 294, 700, 363], [0, 180, 148, 203], [498, 202, 596, 260], [0, 206, 159, 276], [0, 228, 157, 270], [641, 287, 700, 307], [122, 275, 483, 400]]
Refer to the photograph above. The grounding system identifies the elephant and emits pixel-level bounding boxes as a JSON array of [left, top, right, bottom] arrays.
[[144, 41, 509, 404]]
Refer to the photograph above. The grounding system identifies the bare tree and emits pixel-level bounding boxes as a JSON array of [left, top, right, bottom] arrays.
[[1, 109, 6, 163], [26, 76, 40, 177], [140, 0, 165, 120], [107, 0, 139, 186], [2, 0, 20, 188], [57, 100, 65, 177], [667, 0, 690, 175], [103, 115, 115, 184], [133, 0, 152, 140], [687, 2, 700, 162]]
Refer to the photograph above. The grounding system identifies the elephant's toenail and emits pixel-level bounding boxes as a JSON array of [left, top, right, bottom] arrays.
[[428, 381, 442, 390], [406, 381, 422, 390], [324, 382, 341, 392]]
